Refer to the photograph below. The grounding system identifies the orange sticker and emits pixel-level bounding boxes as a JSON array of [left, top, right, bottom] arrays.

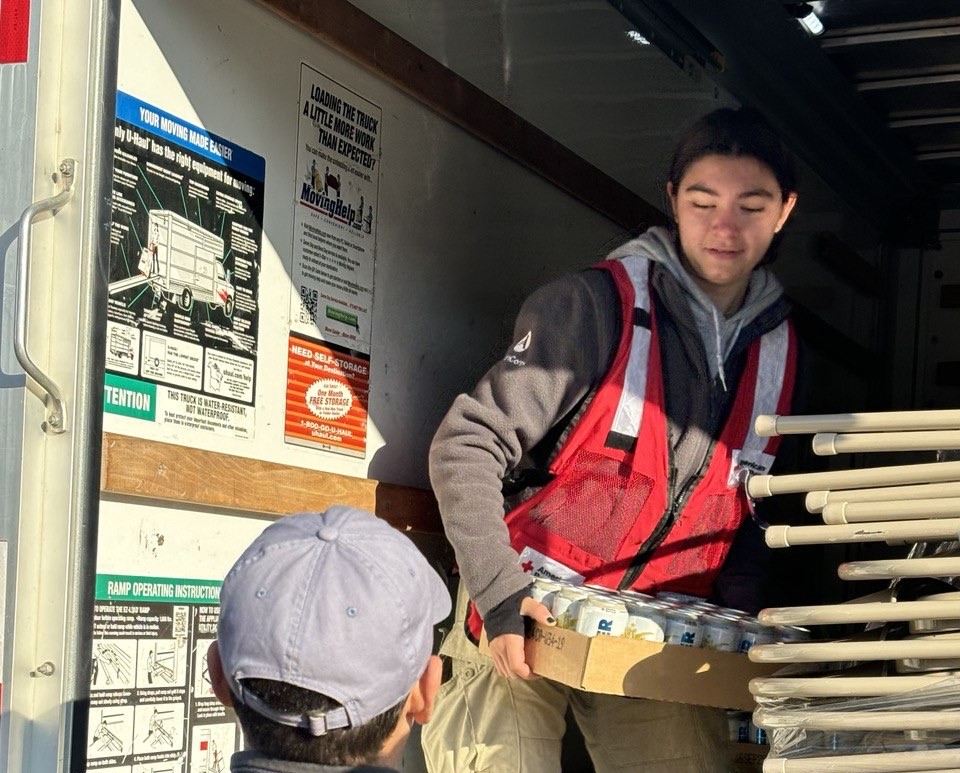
[[285, 334, 369, 457]]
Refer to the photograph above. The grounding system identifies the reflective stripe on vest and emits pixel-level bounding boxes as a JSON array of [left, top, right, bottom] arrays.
[[612, 253, 789, 481], [610, 253, 652, 440], [734, 320, 790, 480]]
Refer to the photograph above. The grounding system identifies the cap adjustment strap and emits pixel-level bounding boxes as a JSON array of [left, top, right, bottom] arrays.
[[235, 679, 353, 736], [307, 707, 351, 736]]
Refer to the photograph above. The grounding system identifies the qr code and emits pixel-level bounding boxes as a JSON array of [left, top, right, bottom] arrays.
[[299, 285, 318, 324]]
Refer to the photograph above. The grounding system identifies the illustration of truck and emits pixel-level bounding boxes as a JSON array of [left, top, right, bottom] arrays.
[[136, 210, 235, 315], [108, 329, 134, 361]]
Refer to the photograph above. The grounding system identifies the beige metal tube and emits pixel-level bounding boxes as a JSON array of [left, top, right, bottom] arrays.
[[763, 749, 960, 773], [758, 598, 960, 626], [838, 556, 960, 581], [755, 708, 960, 731], [754, 409, 960, 437], [822, 497, 960, 524], [748, 637, 960, 663], [750, 673, 959, 698], [747, 460, 960, 498], [765, 518, 960, 548], [806, 481, 960, 512], [812, 430, 960, 456]]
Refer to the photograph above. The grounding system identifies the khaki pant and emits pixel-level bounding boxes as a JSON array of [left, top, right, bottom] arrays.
[[422, 590, 730, 773]]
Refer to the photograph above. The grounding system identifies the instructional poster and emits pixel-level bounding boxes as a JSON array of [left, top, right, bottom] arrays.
[[104, 92, 266, 440], [87, 576, 238, 773], [288, 64, 380, 456]]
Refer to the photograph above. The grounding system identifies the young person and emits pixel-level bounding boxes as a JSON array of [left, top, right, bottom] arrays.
[[423, 106, 799, 773], [208, 506, 451, 772]]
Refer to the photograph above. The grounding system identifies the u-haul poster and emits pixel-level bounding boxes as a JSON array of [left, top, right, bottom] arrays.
[[289, 64, 379, 354], [104, 92, 265, 441], [287, 64, 380, 457]]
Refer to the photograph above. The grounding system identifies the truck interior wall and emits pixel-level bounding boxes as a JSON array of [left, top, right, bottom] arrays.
[[103, 2, 639, 769], [115, 0, 916, 503], [348, 0, 898, 413], [114, 0, 625, 489], [916, 229, 960, 409], [884, 244, 924, 409], [345, 0, 732, 214], [110, 0, 917, 640]]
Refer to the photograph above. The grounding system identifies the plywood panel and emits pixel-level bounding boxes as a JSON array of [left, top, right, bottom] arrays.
[[100, 432, 442, 533]]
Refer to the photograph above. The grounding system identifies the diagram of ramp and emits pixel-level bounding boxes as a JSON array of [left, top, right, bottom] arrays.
[[108, 274, 150, 295]]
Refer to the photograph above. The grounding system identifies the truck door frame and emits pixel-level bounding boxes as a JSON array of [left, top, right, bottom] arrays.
[[1, 1, 119, 771]]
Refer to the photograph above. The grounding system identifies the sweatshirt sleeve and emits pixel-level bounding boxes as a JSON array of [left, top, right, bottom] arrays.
[[429, 270, 617, 617]]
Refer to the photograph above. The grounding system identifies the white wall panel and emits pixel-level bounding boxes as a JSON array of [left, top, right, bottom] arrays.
[[112, 0, 622, 488]]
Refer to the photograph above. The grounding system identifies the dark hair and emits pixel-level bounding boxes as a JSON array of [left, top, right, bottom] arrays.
[[667, 107, 797, 201], [231, 679, 406, 766]]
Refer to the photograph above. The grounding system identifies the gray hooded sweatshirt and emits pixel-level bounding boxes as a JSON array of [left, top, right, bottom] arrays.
[[429, 226, 792, 630], [607, 227, 785, 389]]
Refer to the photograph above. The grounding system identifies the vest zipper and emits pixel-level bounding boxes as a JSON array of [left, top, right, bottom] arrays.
[[617, 436, 716, 590], [618, 474, 683, 589]]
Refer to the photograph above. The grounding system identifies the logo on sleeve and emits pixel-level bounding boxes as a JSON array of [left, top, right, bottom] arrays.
[[504, 331, 532, 366], [513, 331, 532, 353]]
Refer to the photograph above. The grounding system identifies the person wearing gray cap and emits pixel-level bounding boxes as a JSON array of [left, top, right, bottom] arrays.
[[206, 506, 452, 772]]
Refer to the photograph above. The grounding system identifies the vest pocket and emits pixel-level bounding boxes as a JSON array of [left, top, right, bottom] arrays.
[[526, 449, 655, 562], [663, 493, 740, 579]]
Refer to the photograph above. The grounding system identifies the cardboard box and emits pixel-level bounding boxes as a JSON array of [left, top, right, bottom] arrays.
[[727, 742, 768, 773], [483, 622, 778, 711]]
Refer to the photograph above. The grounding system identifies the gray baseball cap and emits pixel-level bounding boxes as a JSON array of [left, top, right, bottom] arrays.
[[217, 506, 451, 736]]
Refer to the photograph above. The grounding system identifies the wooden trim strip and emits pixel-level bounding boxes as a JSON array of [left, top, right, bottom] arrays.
[[253, 0, 666, 231], [100, 432, 442, 533]]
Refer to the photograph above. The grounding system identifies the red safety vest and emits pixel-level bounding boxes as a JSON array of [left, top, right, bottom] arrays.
[[467, 255, 796, 640]]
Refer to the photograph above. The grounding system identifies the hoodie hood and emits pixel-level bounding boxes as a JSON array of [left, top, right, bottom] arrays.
[[606, 226, 784, 388]]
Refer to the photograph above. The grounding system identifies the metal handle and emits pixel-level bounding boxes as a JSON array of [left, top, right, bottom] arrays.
[[14, 159, 77, 434]]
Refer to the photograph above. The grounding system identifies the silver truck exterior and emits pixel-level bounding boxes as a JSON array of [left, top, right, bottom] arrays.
[[0, 0, 117, 771]]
